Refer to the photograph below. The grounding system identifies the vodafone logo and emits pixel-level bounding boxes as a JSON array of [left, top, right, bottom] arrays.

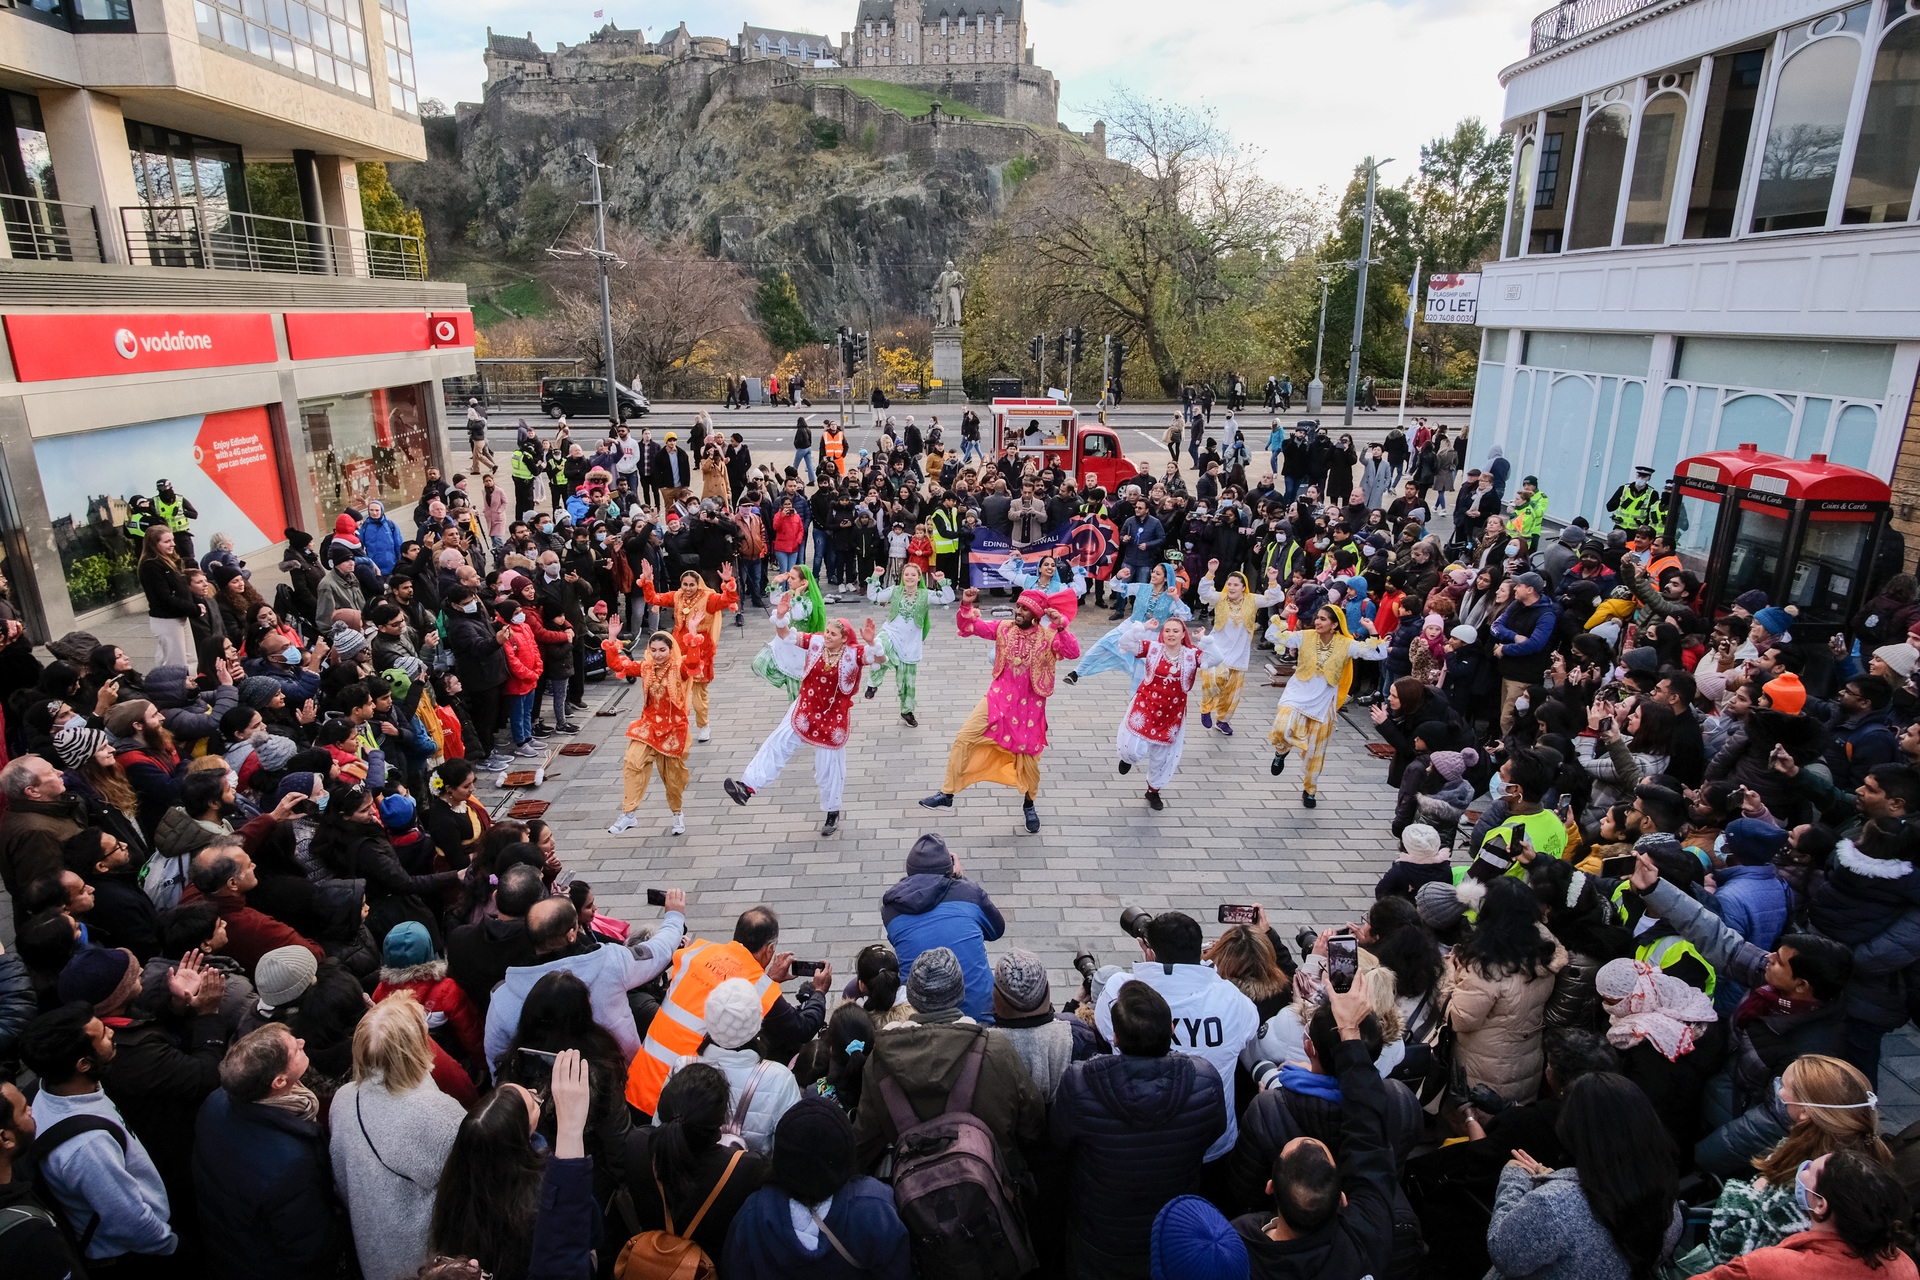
[[113, 327, 215, 359], [113, 328, 137, 359], [431, 317, 458, 344]]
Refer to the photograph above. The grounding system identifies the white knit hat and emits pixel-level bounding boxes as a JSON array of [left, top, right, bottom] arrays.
[[703, 977, 764, 1050], [1874, 643, 1918, 680]]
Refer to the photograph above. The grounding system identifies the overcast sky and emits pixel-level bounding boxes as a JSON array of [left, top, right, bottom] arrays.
[[413, 0, 1542, 194]]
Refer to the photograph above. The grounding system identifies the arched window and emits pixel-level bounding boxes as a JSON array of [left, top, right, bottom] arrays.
[[1623, 88, 1688, 244], [1752, 27, 1863, 231], [1567, 102, 1631, 250], [1844, 10, 1920, 222], [1505, 135, 1536, 258]]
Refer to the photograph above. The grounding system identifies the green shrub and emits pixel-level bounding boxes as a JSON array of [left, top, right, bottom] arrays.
[[808, 117, 839, 149]]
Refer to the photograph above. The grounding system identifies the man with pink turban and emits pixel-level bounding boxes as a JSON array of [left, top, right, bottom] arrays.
[[921, 588, 1079, 833]]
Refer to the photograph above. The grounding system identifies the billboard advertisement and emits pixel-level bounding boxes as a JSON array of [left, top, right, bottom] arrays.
[[34, 407, 287, 614], [1425, 273, 1481, 325]]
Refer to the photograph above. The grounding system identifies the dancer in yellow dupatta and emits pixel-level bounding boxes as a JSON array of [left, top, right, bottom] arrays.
[[1265, 600, 1390, 807]]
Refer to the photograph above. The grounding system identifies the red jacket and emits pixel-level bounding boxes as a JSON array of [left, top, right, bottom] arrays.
[[177, 883, 324, 978], [374, 962, 486, 1063], [500, 620, 542, 695], [1703, 1233, 1919, 1280]]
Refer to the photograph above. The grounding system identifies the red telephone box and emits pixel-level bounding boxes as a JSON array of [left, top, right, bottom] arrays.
[[1702, 452, 1891, 636], [1669, 443, 1781, 613]]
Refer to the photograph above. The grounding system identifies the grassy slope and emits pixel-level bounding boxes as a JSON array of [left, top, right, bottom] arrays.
[[835, 78, 992, 120]]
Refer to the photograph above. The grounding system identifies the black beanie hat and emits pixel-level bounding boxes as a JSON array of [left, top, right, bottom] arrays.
[[771, 1097, 857, 1205]]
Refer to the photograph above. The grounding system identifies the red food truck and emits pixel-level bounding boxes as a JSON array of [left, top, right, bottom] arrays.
[[990, 398, 1142, 493]]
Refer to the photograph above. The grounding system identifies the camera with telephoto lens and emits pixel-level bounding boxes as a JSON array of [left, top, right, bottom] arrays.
[[1072, 948, 1099, 982], [1250, 1060, 1285, 1092], [1354, 690, 1387, 708], [1119, 906, 1155, 940], [1295, 926, 1319, 959]]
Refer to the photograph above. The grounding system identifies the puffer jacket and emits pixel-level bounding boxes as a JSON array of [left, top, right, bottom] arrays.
[[1712, 863, 1795, 954], [0, 950, 36, 1069], [359, 502, 405, 575], [1447, 927, 1570, 1104], [374, 959, 485, 1064], [665, 1045, 802, 1158], [442, 608, 509, 691], [1810, 837, 1920, 1027], [1542, 949, 1605, 1033], [143, 665, 240, 747], [1048, 1052, 1225, 1258], [1695, 1082, 1791, 1180], [881, 872, 1006, 1023]]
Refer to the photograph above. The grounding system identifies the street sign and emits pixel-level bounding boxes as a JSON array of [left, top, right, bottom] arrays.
[[1425, 273, 1481, 325]]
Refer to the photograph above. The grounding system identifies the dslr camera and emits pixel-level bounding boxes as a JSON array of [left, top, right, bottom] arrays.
[[1119, 906, 1155, 940]]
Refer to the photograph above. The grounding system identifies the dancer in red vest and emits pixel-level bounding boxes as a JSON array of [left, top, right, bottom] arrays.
[[724, 598, 879, 836], [1115, 616, 1219, 810]]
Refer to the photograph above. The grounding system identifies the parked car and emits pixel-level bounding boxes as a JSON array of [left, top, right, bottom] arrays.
[[539, 376, 649, 421]]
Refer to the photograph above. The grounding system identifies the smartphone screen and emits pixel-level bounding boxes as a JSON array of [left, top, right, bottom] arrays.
[[1217, 904, 1259, 925], [789, 960, 821, 978], [1326, 933, 1360, 994], [646, 888, 667, 907], [1600, 855, 1638, 878]]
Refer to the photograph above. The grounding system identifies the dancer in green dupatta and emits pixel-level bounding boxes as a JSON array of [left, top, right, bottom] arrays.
[[750, 565, 825, 699], [862, 563, 954, 725]]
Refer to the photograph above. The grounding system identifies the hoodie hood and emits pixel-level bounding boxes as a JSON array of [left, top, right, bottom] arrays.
[[143, 665, 200, 710], [881, 871, 993, 923], [379, 959, 448, 987]]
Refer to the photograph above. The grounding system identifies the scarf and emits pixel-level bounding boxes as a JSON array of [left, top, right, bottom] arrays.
[[790, 566, 826, 635], [1278, 1063, 1343, 1101], [1732, 983, 1822, 1029], [675, 582, 721, 642], [1598, 958, 1717, 1061], [1212, 576, 1260, 636], [890, 581, 932, 639], [258, 1084, 321, 1121], [641, 640, 692, 710], [1295, 625, 1357, 709]]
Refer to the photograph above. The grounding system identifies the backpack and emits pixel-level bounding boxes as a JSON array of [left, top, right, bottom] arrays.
[[878, 1030, 1037, 1280], [139, 848, 190, 910], [30, 1113, 129, 1255], [612, 1147, 745, 1280], [718, 1061, 772, 1151]]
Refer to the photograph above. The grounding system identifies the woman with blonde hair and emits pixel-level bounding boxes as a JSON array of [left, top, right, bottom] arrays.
[[1702, 1055, 1891, 1267], [330, 992, 468, 1280]]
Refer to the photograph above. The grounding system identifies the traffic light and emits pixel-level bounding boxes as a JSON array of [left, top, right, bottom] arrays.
[[853, 332, 869, 363], [1053, 333, 1067, 365], [839, 327, 855, 375], [1068, 327, 1083, 358], [1030, 334, 1043, 366]]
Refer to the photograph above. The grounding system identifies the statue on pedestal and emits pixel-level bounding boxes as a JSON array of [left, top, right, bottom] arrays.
[[933, 259, 965, 327]]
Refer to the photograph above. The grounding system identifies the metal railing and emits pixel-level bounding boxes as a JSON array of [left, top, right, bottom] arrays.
[[119, 204, 427, 280], [0, 193, 102, 262], [1529, 0, 1662, 53]]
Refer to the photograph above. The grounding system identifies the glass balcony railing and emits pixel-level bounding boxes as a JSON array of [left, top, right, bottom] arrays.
[[120, 203, 426, 279]]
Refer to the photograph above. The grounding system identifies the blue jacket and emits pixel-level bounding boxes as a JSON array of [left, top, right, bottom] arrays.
[[1120, 514, 1166, 574], [192, 1088, 337, 1279], [881, 873, 1005, 1021], [1700, 863, 1795, 1012], [1822, 704, 1899, 792], [723, 1176, 913, 1280], [526, 1156, 595, 1280], [359, 509, 406, 575], [241, 656, 322, 704]]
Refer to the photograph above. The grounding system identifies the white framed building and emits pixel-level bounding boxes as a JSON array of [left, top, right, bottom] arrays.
[[1477, 0, 1920, 545]]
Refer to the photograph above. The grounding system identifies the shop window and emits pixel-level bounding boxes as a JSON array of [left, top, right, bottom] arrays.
[[1685, 48, 1768, 238], [300, 385, 431, 526], [1843, 12, 1920, 222], [1829, 402, 1880, 468], [1752, 30, 1863, 232], [1504, 136, 1535, 257], [1624, 88, 1689, 244], [1719, 393, 1795, 454], [1568, 101, 1631, 249], [1527, 109, 1574, 254]]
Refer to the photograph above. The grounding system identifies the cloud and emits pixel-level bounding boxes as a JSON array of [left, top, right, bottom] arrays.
[[412, 0, 1538, 192]]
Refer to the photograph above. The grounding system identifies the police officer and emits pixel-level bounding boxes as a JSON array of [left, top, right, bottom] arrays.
[[152, 478, 199, 563], [1510, 475, 1550, 551], [510, 440, 538, 519], [1607, 465, 1660, 534]]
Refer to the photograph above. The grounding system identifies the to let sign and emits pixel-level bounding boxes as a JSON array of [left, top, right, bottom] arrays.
[[1425, 273, 1481, 325]]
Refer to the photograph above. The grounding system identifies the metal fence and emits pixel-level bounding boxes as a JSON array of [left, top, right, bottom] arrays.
[[1529, 0, 1660, 53], [120, 204, 427, 280], [0, 193, 103, 262]]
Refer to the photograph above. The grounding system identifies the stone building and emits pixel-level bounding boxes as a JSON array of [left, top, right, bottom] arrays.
[[740, 25, 840, 65], [844, 0, 1032, 69]]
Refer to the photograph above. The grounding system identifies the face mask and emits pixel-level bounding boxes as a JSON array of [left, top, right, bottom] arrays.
[[1793, 1162, 1815, 1212], [595, 532, 607, 543], [543, 564, 561, 580], [283, 647, 302, 664], [512, 612, 526, 625], [461, 602, 478, 614], [1514, 696, 1529, 713], [314, 792, 329, 811], [539, 523, 552, 534]]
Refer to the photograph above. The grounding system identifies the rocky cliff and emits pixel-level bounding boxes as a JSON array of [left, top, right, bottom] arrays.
[[391, 57, 1102, 322]]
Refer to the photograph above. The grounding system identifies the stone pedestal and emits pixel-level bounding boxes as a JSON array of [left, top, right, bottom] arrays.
[[929, 324, 965, 403]]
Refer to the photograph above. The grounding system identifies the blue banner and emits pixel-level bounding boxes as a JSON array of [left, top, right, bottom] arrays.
[[965, 527, 1072, 589]]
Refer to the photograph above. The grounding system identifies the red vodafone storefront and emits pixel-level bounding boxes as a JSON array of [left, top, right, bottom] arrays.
[[0, 303, 475, 633]]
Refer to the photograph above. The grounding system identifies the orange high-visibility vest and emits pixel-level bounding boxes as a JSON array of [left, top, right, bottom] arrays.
[[625, 939, 780, 1114], [822, 429, 846, 472]]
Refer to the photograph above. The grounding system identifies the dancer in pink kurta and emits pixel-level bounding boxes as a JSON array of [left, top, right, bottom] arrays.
[[920, 588, 1080, 833]]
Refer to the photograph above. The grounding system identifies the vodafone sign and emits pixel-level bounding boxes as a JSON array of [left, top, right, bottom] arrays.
[[5, 313, 277, 381]]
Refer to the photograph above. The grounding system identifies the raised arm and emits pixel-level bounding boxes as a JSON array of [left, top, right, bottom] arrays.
[[865, 572, 895, 604]]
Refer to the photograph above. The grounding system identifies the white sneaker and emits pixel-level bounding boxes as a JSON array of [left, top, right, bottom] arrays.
[[606, 811, 639, 834], [484, 754, 514, 772], [695, 725, 711, 743], [671, 812, 685, 835], [514, 743, 542, 758]]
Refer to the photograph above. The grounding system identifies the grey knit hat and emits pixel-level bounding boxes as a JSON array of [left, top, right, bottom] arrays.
[[1415, 880, 1467, 929], [329, 623, 369, 660], [905, 832, 954, 876], [255, 945, 319, 1007], [992, 948, 1050, 1017], [237, 676, 282, 709], [906, 945, 965, 1014]]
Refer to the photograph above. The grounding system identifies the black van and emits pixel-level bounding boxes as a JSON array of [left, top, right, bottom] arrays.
[[538, 376, 650, 421]]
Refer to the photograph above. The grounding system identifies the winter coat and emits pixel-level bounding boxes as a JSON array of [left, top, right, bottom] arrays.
[[443, 608, 509, 691], [723, 1176, 914, 1280], [623, 1132, 769, 1263], [446, 916, 538, 1017], [177, 883, 324, 978], [880, 872, 1007, 1023], [1230, 1041, 1399, 1280], [101, 1006, 231, 1217], [1821, 704, 1899, 793], [0, 793, 84, 929], [1488, 1164, 1682, 1280], [499, 618, 542, 696], [314, 568, 366, 627], [360, 505, 405, 575], [1809, 837, 1920, 1027], [1447, 928, 1570, 1103], [851, 1018, 1046, 1174], [0, 949, 37, 1067], [1618, 1018, 1727, 1157], [664, 1044, 803, 1157], [192, 1087, 338, 1280], [1049, 1052, 1226, 1257], [1711, 863, 1796, 954], [482, 920, 686, 1069], [1362, 455, 1395, 510], [331, 1076, 465, 1280], [143, 664, 240, 746], [1701, 1230, 1919, 1280], [374, 958, 486, 1063], [308, 816, 456, 948]]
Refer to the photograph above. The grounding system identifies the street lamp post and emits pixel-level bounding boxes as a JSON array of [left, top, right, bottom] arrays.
[[1307, 275, 1331, 416], [1344, 156, 1391, 427]]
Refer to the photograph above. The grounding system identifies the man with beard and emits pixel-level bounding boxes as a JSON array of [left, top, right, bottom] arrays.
[[726, 607, 881, 836], [636, 562, 738, 744], [104, 700, 184, 841], [920, 588, 1080, 834]]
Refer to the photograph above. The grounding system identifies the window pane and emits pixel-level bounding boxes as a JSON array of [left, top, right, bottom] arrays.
[[270, 31, 294, 66], [1505, 137, 1535, 257], [1624, 92, 1688, 244], [287, 1, 307, 39], [348, 25, 366, 66], [403, 86, 416, 113], [1844, 17, 1920, 222], [386, 46, 398, 78], [389, 80, 404, 109], [293, 41, 314, 75], [1753, 35, 1861, 232], [265, 0, 285, 29], [379, 8, 392, 43], [1568, 103, 1631, 249], [241, 0, 263, 21], [1830, 402, 1878, 469], [394, 15, 409, 53], [195, 0, 220, 36], [1686, 48, 1767, 238], [1720, 393, 1794, 454], [314, 51, 335, 83], [220, 11, 245, 46], [353, 66, 371, 96], [330, 16, 348, 50], [246, 21, 272, 57], [1528, 108, 1574, 253]]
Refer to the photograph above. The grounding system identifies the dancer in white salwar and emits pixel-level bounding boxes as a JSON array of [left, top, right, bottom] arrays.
[[1195, 562, 1286, 737], [1115, 617, 1220, 809]]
